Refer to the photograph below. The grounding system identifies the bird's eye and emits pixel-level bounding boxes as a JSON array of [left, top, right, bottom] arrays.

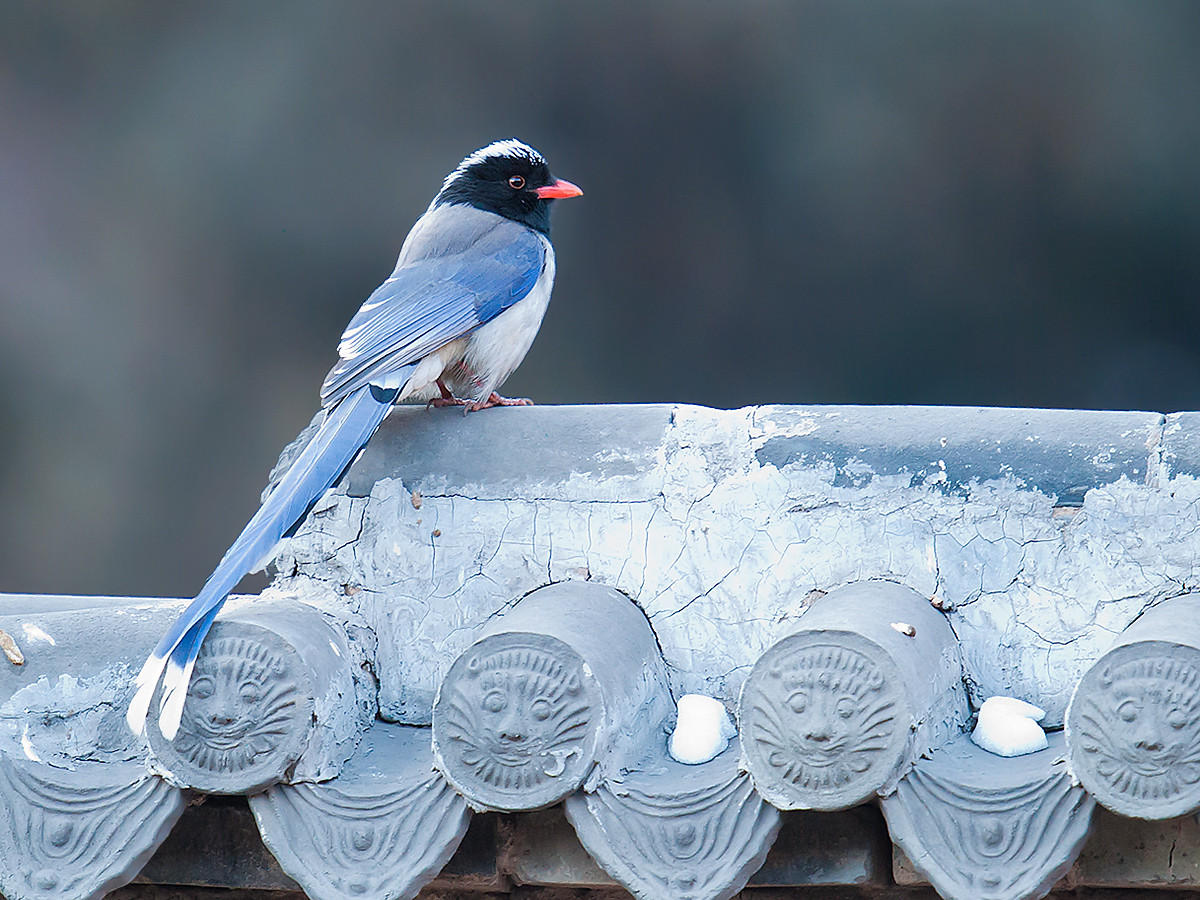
[[508, 175, 525, 190]]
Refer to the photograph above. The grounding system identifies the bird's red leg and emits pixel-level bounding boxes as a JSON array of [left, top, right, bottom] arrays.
[[427, 378, 468, 408], [426, 365, 533, 413]]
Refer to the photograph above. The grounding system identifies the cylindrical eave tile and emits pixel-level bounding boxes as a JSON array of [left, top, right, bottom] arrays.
[[432, 581, 674, 811], [739, 581, 968, 810], [1067, 592, 1200, 819]]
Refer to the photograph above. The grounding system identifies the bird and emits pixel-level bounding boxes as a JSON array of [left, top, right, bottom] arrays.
[[127, 139, 582, 740]]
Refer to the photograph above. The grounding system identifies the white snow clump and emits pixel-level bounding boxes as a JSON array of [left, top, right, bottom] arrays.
[[668, 693, 738, 765], [971, 695, 1049, 757]]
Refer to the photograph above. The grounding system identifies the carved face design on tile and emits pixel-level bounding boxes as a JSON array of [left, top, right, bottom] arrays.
[[1074, 654, 1200, 808], [741, 642, 900, 806], [435, 639, 597, 809], [171, 635, 303, 775]]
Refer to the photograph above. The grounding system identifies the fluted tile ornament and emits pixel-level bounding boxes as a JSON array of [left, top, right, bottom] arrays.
[[564, 737, 781, 900], [739, 581, 967, 810], [145, 601, 369, 794], [145, 620, 315, 793], [250, 724, 470, 900], [882, 732, 1094, 900], [433, 582, 674, 811], [0, 752, 185, 900]]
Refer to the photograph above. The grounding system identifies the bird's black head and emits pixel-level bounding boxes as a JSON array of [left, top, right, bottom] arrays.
[[433, 139, 582, 235]]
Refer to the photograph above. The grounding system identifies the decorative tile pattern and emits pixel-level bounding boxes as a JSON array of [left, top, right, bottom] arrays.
[[882, 734, 1094, 900], [0, 754, 185, 900], [146, 622, 315, 794], [1069, 642, 1200, 818], [434, 633, 600, 811], [251, 725, 470, 900], [739, 582, 967, 811], [565, 739, 781, 900], [740, 636, 903, 810], [433, 582, 674, 812]]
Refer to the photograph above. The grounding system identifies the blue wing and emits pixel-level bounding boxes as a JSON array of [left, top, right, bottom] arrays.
[[321, 212, 545, 406], [129, 208, 546, 740]]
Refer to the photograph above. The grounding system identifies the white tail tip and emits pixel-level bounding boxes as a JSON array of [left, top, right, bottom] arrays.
[[126, 653, 169, 735], [157, 654, 198, 742]]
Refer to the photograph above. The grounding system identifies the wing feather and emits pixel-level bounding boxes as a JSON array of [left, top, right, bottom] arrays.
[[321, 210, 545, 406]]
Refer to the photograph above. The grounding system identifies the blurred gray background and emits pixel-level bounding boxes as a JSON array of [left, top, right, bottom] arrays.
[[1, 2, 1198, 598]]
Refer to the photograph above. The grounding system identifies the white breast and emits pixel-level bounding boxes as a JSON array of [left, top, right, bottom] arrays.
[[459, 234, 556, 398]]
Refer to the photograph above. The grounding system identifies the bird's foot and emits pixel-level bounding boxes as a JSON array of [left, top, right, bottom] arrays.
[[466, 392, 534, 413], [426, 389, 532, 413], [427, 396, 468, 409], [427, 378, 469, 409]]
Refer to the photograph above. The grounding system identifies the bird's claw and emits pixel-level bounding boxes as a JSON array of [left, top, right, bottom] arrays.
[[427, 396, 467, 409], [426, 391, 533, 413], [467, 392, 534, 413]]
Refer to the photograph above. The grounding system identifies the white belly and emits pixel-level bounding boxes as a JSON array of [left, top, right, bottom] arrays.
[[461, 246, 555, 393]]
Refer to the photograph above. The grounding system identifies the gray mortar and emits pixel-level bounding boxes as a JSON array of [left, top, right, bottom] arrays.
[[0, 599, 195, 768]]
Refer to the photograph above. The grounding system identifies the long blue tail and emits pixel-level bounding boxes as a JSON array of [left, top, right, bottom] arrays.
[[127, 380, 404, 740]]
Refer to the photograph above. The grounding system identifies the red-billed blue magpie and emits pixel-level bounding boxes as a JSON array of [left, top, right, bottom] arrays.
[[128, 139, 582, 739]]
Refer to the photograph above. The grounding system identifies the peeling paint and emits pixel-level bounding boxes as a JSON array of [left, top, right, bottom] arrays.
[[0, 668, 142, 767], [21, 623, 55, 646]]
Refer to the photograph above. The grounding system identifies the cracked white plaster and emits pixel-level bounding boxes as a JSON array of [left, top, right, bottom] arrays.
[[268, 405, 1199, 726], [0, 669, 141, 767]]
